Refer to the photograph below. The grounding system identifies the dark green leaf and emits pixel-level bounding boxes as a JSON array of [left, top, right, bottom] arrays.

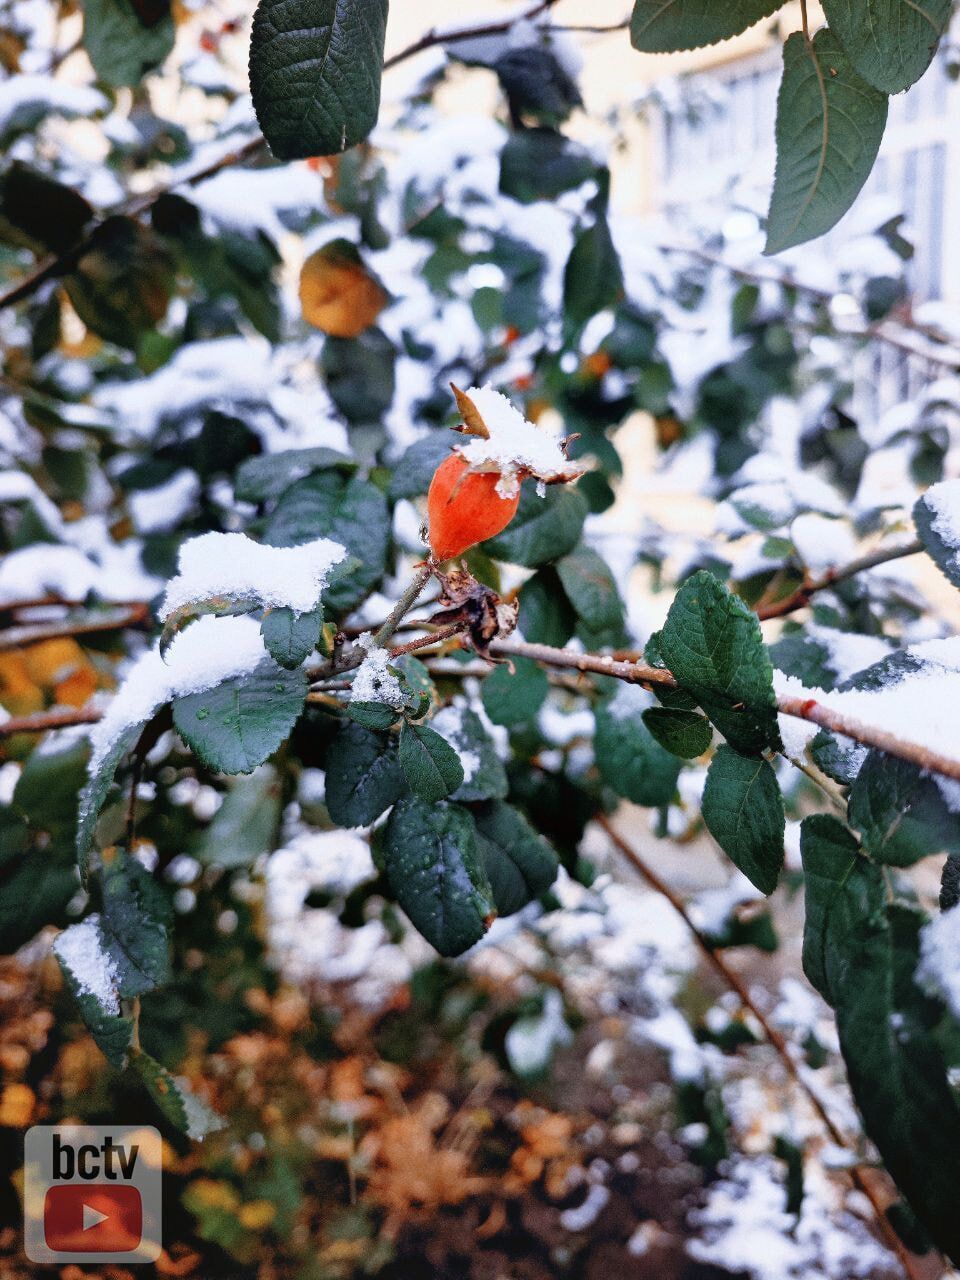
[[172, 660, 307, 774], [563, 217, 623, 330], [802, 821, 960, 1263], [481, 657, 549, 726], [0, 163, 93, 255], [53, 919, 135, 1067], [849, 752, 960, 866], [234, 446, 356, 503], [399, 721, 465, 803], [519, 568, 576, 647], [388, 433, 452, 500], [594, 691, 682, 807], [261, 604, 324, 669], [659, 570, 781, 754], [701, 745, 785, 894], [642, 707, 713, 758], [81, 0, 174, 87], [196, 766, 282, 868], [346, 701, 400, 730], [77, 722, 149, 871], [249, 0, 389, 161], [485, 485, 588, 567], [556, 545, 627, 648], [98, 854, 171, 998], [383, 797, 495, 956], [630, 0, 784, 52], [447, 707, 509, 803], [473, 800, 559, 916], [914, 481, 960, 591], [499, 129, 597, 204], [324, 721, 405, 827], [821, 0, 951, 93], [65, 217, 173, 349], [320, 326, 396, 422], [765, 31, 888, 254]]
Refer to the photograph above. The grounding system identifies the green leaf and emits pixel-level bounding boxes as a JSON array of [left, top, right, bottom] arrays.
[[249, 0, 389, 161], [261, 604, 324, 669], [848, 752, 960, 866], [77, 722, 148, 873], [99, 854, 171, 998], [642, 707, 713, 758], [0, 845, 78, 956], [65, 217, 173, 349], [660, 571, 781, 753], [388, 433, 452, 500], [484, 485, 588, 568], [499, 129, 598, 204], [821, 0, 952, 93], [563, 217, 624, 331], [800, 814, 881, 1001], [630, 0, 784, 52], [133, 1053, 224, 1138], [594, 690, 682, 807], [0, 163, 93, 256], [383, 797, 495, 956], [323, 721, 405, 827], [196, 766, 282, 868], [13, 739, 89, 834], [473, 800, 559, 916], [235, 446, 356, 503], [765, 30, 888, 255], [264, 471, 389, 614], [81, 0, 174, 87], [802, 819, 960, 1262], [346, 701, 400, 730], [320, 327, 396, 422], [481, 657, 549, 727], [701, 746, 785, 894], [445, 707, 509, 803], [914, 480, 960, 591], [519, 568, 576, 647], [172, 660, 307, 774], [399, 721, 465, 803], [556, 545, 627, 648]]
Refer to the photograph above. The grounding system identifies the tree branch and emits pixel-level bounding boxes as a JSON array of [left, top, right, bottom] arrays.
[[0, 603, 151, 651], [755, 538, 925, 621], [0, 706, 102, 736], [596, 814, 929, 1280]]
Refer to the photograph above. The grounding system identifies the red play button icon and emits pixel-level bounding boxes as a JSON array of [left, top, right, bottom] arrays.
[[43, 1184, 143, 1254]]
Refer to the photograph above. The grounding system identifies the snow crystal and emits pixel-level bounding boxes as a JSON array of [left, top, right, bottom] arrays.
[[161, 531, 347, 618], [917, 907, 960, 1019], [456, 384, 586, 499], [349, 634, 404, 708], [87, 615, 269, 774], [774, 637, 960, 772], [921, 478, 960, 578], [53, 916, 120, 1015]]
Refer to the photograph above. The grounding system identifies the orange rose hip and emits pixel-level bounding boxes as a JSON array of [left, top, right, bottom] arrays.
[[427, 453, 521, 561]]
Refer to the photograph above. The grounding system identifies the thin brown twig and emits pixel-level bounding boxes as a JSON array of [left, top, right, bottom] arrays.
[[388, 622, 465, 658], [0, 706, 101, 736], [0, 603, 151, 651], [755, 538, 925, 621], [800, 0, 811, 41], [596, 813, 930, 1280], [382, 0, 560, 70]]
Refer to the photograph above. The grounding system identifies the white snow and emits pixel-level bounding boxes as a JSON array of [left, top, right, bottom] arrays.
[[917, 907, 960, 1019], [349, 634, 404, 708], [790, 515, 857, 573], [53, 916, 120, 1016], [455, 384, 587, 499], [87, 615, 269, 774], [774, 637, 960, 769], [161, 531, 347, 618], [0, 75, 106, 133], [505, 988, 573, 1077], [921, 478, 960, 578], [128, 472, 202, 535]]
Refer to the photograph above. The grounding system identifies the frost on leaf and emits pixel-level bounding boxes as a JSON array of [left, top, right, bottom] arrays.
[[451, 384, 587, 499], [53, 916, 121, 1015]]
